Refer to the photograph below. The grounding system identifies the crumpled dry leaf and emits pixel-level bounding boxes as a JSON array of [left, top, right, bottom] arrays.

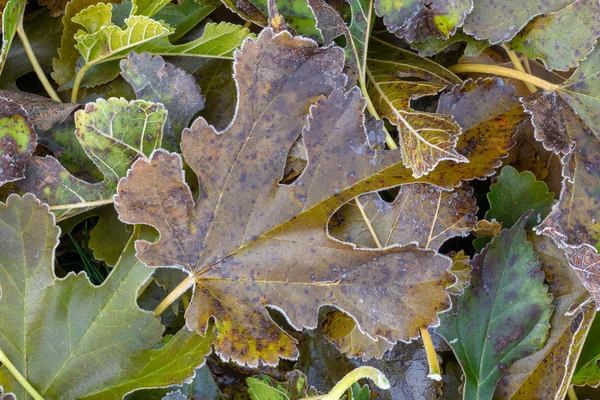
[[115, 28, 456, 367], [0, 90, 79, 130]]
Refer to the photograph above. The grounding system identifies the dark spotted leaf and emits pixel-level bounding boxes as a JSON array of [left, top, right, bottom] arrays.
[[0, 90, 78, 131], [436, 215, 553, 400], [330, 183, 477, 250], [375, 0, 472, 42], [120, 52, 205, 148], [463, 0, 572, 44], [17, 98, 166, 220], [0, 194, 214, 399], [510, 0, 600, 71], [0, 97, 37, 185], [115, 29, 457, 367], [494, 234, 593, 399]]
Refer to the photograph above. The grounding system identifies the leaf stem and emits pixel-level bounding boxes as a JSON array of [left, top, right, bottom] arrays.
[[354, 198, 382, 248], [303, 366, 390, 400], [567, 385, 578, 400], [0, 348, 45, 400], [501, 45, 536, 94], [448, 64, 559, 92], [420, 328, 442, 381], [48, 198, 114, 211], [17, 22, 62, 102], [153, 274, 195, 317], [71, 64, 90, 103]]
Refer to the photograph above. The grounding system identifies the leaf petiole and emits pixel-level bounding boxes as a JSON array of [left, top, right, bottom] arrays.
[[448, 63, 560, 92], [153, 274, 195, 317], [501, 45, 536, 94], [17, 22, 62, 102], [0, 348, 45, 400], [302, 366, 390, 400]]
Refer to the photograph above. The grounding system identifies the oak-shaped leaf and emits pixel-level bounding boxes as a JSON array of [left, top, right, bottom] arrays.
[[0, 97, 37, 185], [0, 194, 214, 399], [120, 51, 205, 148], [494, 234, 593, 399], [330, 183, 477, 249], [436, 215, 553, 400], [510, 0, 600, 71], [115, 28, 456, 367], [375, 0, 472, 42], [366, 38, 467, 177], [463, 0, 572, 44], [17, 97, 166, 220]]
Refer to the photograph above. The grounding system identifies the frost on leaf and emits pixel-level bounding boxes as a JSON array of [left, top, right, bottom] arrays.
[[367, 39, 467, 177], [374, 0, 472, 42], [0, 194, 214, 399], [115, 29, 456, 367], [17, 98, 166, 220], [0, 97, 36, 185]]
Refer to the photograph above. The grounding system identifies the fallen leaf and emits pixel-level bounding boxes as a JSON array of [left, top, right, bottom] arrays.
[[115, 29, 456, 366], [486, 165, 555, 230], [17, 97, 166, 220], [436, 215, 553, 399], [330, 183, 477, 249], [573, 314, 600, 387], [463, 0, 572, 44], [0, 0, 25, 75], [510, 0, 600, 72], [494, 233, 594, 399], [375, 0, 472, 42], [447, 250, 471, 296], [0, 194, 214, 399], [247, 370, 319, 399], [410, 30, 489, 57], [120, 52, 205, 148], [0, 97, 37, 185], [366, 38, 467, 177], [0, 90, 79, 130]]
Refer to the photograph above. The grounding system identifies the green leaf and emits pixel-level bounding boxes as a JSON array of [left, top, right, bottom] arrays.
[[247, 371, 318, 400], [463, 0, 572, 44], [131, 0, 171, 17], [120, 52, 205, 149], [17, 98, 166, 220], [0, 0, 25, 75], [153, 0, 220, 42], [410, 30, 489, 57], [366, 38, 466, 177], [573, 313, 600, 386], [486, 166, 555, 230], [0, 97, 36, 185], [437, 215, 553, 400], [374, 0, 472, 42], [0, 194, 214, 399], [510, 0, 600, 71]]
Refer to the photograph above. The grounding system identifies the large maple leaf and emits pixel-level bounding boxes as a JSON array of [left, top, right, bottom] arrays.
[[114, 28, 460, 367]]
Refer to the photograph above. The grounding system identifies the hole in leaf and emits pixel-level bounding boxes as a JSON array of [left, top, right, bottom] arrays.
[[279, 134, 307, 185]]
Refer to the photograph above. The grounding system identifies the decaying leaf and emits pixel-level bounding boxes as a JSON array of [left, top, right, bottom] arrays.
[[115, 29, 457, 367], [486, 165, 555, 230], [463, 0, 573, 44], [495, 234, 593, 399], [120, 52, 205, 148], [437, 215, 553, 399], [510, 0, 600, 71], [366, 38, 467, 177], [375, 0, 473, 42], [0, 194, 214, 399], [0, 90, 79, 130], [330, 183, 477, 249], [17, 97, 166, 220], [447, 250, 471, 296], [0, 97, 37, 185]]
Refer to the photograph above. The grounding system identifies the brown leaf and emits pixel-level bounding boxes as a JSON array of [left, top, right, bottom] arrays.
[[0, 90, 79, 131], [494, 234, 594, 399], [330, 183, 477, 249], [0, 97, 37, 185], [447, 250, 471, 296], [115, 29, 455, 366], [473, 219, 502, 237]]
